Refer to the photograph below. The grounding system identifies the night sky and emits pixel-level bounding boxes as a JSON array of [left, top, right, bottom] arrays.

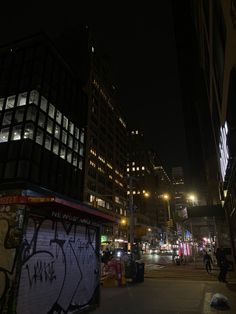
[[0, 1, 188, 176]]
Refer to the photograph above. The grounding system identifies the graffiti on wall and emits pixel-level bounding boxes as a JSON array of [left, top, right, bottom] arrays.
[[0, 205, 100, 314]]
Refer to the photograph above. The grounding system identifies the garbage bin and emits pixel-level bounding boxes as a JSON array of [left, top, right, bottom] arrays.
[[135, 261, 145, 282], [124, 260, 136, 282]]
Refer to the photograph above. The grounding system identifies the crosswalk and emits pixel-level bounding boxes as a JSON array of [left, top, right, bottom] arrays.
[[145, 263, 166, 270]]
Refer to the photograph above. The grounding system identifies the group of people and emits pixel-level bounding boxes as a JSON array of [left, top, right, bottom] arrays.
[[203, 248, 230, 283]]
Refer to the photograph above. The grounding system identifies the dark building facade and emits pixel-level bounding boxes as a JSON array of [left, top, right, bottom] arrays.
[[0, 34, 115, 314]]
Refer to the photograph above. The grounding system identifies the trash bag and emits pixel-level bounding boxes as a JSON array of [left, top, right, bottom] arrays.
[[210, 293, 229, 308]]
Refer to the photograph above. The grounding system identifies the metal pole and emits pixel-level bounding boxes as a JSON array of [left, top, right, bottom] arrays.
[[129, 176, 134, 246]]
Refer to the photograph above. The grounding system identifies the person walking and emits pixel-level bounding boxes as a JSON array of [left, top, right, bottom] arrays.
[[203, 251, 213, 274], [217, 249, 229, 283]]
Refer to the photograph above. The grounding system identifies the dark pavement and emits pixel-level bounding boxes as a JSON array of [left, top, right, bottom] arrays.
[[93, 257, 236, 314]]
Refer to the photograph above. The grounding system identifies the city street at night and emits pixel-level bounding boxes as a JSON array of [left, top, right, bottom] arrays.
[[95, 255, 236, 314]]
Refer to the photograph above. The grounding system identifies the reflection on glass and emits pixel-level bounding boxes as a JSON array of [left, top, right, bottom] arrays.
[[15, 108, 25, 123], [63, 116, 68, 129], [79, 158, 83, 170], [38, 112, 46, 128], [0, 98, 4, 111], [6, 95, 15, 109], [54, 124, 60, 139], [24, 123, 34, 139], [53, 140, 59, 155], [56, 110, 62, 124], [60, 145, 66, 159], [40, 96, 47, 112], [11, 125, 22, 140], [69, 121, 74, 134], [74, 140, 78, 152], [29, 90, 39, 105], [46, 118, 53, 134], [67, 150, 72, 163], [48, 103, 55, 119], [68, 135, 73, 148], [26, 106, 37, 121], [45, 134, 52, 150], [80, 131, 84, 143], [79, 146, 84, 157], [36, 128, 43, 145], [3, 111, 13, 125], [17, 92, 27, 106], [73, 156, 78, 167], [62, 130, 67, 144], [75, 127, 80, 139], [0, 127, 9, 142]]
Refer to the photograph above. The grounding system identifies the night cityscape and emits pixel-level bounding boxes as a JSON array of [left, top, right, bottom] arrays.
[[0, 1, 236, 313]]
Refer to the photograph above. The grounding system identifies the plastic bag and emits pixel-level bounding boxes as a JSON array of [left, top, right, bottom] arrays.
[[210, 293, 229, 307]]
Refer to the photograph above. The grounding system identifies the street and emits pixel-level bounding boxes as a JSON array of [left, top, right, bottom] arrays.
[[92, 253, 236, 314]]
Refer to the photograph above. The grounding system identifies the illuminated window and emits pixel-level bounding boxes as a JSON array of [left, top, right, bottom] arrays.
[[11, 125, 22, 140], [69, 121, 74, 134], [40, 96, 47, 112], [53, 140, 59, 155], [63, 116, 68, 129], [68, 135, 73, 148], [0, 128, 9, 142], [6, 95, 15, 109], [38, 112, 46, 128], [26, 106, 37, 121], [36, 128, 43, 145], [79, 158, 83, 170], [141, 166, 145, 170], [74, 140, 79, 152], [79, 145, 84, 157], [132, 161, 135, 165], [29, 90, 39, 105], [62, 130, 67, 144], [45, 134, 52, 150], [56, 110, 62, 124], [17, 92, 27, 107], [15, 108, 25, 123], [127, 191, 130, 195], [136, 167, 140, 171], [24, 123, 34, 139], [67, 150, 72, 163], [90, 160, 96, 167], [80, 131, 84, 143], [46, 118, 53, 134], [48, 103, 55, 119], [132, 167, 135, 171], [60, 145, 66, 159], [127, 168, 130, 172], [73, 156, 78, 167], [135, 130, 138, 134], [54, 124, 60, 139], [0, 98, 4, 110], [75, 127, 80, 139], [3, 111, 13, 125]]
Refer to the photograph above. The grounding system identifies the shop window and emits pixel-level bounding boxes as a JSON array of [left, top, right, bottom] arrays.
[[56, 110, 62, 124], [11, 125, 22, 140], [60, 145, 66, 159], [40, 96, 47, 112], [69, 121, 74, 134], [0, 98, 4, 111], [15, 108, 25, 123], [62, 130, 67, 144], [24, 123, 34, 139], [45, 134, 52, 150], [17, 92, 27, 106], [36, 128, 44, 145], [75, 127, 80, 139], [48, 103, 55, 119], [26, 106, 37, 122], [54, 124, 61, 139], [68, 135, 73, 148], [3, 111, 13, 125], [67, 150, 72, 163], [38, 112, 46, 128], [53, 140, 59, 155], [29, 90, 39, 105], [6, 95, 16, 109], [0, 127, 9, 142], [63, 116, 68, 130], [46, 118, 53, 134]]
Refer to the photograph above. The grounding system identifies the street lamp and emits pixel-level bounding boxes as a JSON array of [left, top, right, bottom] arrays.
[[163, 194, 171, 220]]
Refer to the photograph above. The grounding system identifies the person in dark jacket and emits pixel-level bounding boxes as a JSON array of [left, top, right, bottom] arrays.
[[203, 251, 213, 274]]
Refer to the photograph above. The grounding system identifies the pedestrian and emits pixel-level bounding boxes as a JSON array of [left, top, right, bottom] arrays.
[[203, 251, 213, 274], [217, 249, 229, 283]]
